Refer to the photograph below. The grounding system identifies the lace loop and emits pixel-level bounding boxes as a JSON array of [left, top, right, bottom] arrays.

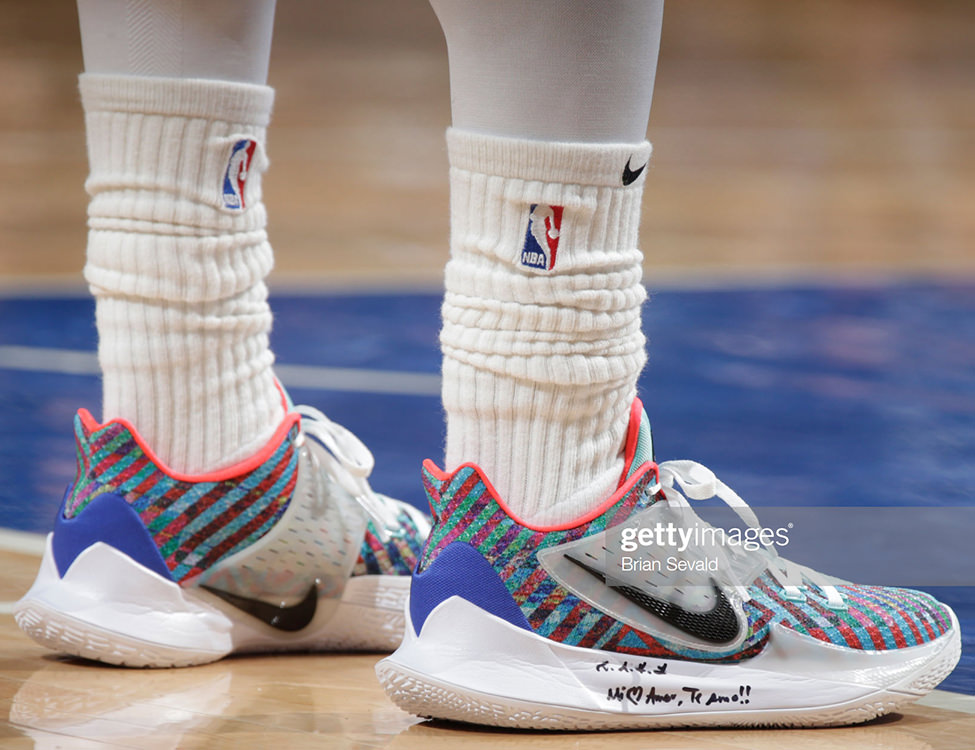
[[656, 460, 846, 610], [295, 405, 402, 541]]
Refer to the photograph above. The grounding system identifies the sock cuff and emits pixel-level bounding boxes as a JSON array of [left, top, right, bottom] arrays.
[[446, 128, 651, 188], [79, 73, 275, 126]]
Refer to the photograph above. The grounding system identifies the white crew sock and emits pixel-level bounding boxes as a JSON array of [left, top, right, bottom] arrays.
[[82, 74, 284, 474], [442, 129, 650, 526]]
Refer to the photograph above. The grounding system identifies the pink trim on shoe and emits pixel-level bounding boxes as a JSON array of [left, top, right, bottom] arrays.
[[619, 397, 645, 486], [77, 408, 301, 483], [426, 396, 656, 531], [423, 458, 657, 533]]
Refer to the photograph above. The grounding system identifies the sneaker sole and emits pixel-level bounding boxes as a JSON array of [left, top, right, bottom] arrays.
[[376, 596, 962, 730], [14, 534, 410, 667]]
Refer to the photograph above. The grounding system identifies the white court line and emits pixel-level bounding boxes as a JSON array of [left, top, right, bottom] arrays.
[[0, 527, 45, 556], [0, 528, 44, 611], [919, 690, 975, 713], [0, 345, 441, 397], [0, 345, 99, 376]]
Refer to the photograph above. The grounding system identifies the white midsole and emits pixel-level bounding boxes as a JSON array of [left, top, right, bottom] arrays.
[[380, 594, 961, 718], [15, 534, 410, 660]]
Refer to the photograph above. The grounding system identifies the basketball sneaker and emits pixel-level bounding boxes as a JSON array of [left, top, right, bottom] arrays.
[[377, 399, 961, 729], [14, 401, 429, 667]]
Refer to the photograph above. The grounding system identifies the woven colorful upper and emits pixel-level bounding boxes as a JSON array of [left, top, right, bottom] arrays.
[[420, 461, 952, 660], [420, 463, 771, 662], [354, 507, 426, 576], [746, 570, 952, 650], [64, 412, 298, 583]]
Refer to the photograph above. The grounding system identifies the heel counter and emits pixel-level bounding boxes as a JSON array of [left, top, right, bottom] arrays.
[[409, 541, 531, 636], [52, 489, 172, 581]]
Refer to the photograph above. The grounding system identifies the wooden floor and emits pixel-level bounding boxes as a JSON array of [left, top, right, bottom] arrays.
[[0, 549, 972, 750], [1, 0, 974, 747]]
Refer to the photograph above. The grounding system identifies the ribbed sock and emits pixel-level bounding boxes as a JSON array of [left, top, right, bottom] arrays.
[[441, 129, 650, 526], [82, 73, 284, 474]]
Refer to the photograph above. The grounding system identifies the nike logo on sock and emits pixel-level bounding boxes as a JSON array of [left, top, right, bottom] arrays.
[[201, 583, 318, 632], [565, 554, 740, 644], [622, 157, 647, 186]]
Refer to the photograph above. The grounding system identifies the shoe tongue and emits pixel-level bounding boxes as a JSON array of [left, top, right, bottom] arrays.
[[624, 403, 655, 481]]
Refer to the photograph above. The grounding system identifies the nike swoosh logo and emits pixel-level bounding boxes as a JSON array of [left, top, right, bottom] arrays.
[[201, 583, 317, 632], [622, 157, 647, 186], [565, 554, 740, 644]]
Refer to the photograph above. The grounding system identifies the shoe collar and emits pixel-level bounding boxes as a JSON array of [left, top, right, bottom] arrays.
[[620, 397, 654, 486], [423, 398, 659, 532]]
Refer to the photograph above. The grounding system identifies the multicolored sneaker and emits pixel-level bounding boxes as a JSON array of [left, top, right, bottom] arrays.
[[377, 399, 961, 730], [15, 403, 429, 667]]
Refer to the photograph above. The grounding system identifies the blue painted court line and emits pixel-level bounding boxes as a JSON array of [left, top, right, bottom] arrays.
[[0, 282, 972, 692]]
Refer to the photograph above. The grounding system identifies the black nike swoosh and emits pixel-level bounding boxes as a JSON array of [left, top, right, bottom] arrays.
[[201, 583, 317, 632], [622, 157, 647, 186], [565, 554, 740, 644]]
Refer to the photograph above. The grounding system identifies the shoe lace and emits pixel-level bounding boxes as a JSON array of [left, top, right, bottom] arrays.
[[293, 405, 405, 542], [652, 460, 846, 610]]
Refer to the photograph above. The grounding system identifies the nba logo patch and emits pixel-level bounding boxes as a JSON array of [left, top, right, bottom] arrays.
[[222, 139, 258, 210], [520, 204, 564, 271]]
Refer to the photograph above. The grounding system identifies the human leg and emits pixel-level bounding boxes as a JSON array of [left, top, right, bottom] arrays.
[[378, 0, 960, 727], [434, 0, 663, 527], [15, 0, 428, 666], [78, 0, 281, 473]]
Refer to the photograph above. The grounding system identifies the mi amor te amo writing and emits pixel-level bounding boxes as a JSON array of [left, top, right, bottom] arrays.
[[606, 684, 753, 707], [595, 659, 754, 709]]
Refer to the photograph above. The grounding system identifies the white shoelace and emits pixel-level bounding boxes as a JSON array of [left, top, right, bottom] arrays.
[[294, 405, 408, 543], [291, 407, 840, 608], [653, 460, 846, 610]]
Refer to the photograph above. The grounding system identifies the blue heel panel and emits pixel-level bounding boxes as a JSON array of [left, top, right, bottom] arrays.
[[409, 541, 531, 635], [53, 490, 173, 581]]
